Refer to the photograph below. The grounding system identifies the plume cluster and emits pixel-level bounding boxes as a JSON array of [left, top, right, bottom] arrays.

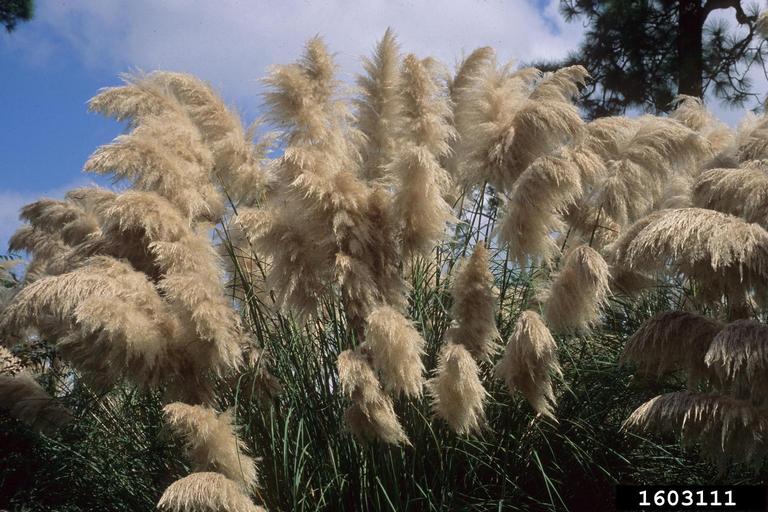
[[428, 244, 497, 433]]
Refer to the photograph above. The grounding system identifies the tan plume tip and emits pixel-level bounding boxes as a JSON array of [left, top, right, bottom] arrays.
[[541, 245, 610, 332], [163, 403, 257, 491], [336, 348, 409, 445], [670, 95, 733, 154], [621, 311, 723, 383], [0, 352, 73, 434], [427, 343, 487, 435], [447, 244, 500, 360], [157, 472, 264, 512], [623, 391, 768, 466], [83, 111, 224, 223], [364, 305, 426, 398], [262, 36, 343, 141], [494, 310, 561, 419], [399, 53, 456, 156], [594, 117, 710, 225], [529, 65, 589, 103], [355, 28, 402, 182], [704, 319, 768, 402], [452, 62, 532, 189]]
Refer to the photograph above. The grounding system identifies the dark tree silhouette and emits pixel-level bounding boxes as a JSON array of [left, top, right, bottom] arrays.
[[1, 0, 33, 33], [547, 0, 767, 117]]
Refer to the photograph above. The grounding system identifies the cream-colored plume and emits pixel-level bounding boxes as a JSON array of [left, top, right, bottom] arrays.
[[337, 347, 409, 445], [594, 117, 709, 225], [495, 310, 561, 419], [427, 343, 487, 434], [541, 246, 610, 332], [364, 305, 426, 398], [452, 60, 532, 190], [445, 244, 500, 360], [389, 54, 456, 257], [611, 208, 768, 294], [355, 28, 402, 182], [89, 71, 269, 207], [163, 403, 257, 491], [157, 472, 264, 512], [499, 148, 590, 263]]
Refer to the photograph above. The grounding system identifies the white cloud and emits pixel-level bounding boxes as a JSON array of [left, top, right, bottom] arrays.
[[8, 0, 586, 106]]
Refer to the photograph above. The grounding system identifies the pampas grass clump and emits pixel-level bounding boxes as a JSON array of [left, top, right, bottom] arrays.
[[9, 29, 768, 510]]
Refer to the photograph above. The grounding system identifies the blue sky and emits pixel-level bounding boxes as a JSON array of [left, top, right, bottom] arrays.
[[0, 0, 761, 251]]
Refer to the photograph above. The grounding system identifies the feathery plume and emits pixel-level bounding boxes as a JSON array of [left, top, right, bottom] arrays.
[[452, 61, 532, 189], [365, 305, 426, 398], [337, 348, 409, 445], [495, 311, 561, 419], [163, 403, 257, 491], [390, 54, 456, 256], [541, 246, 610, 332], [355, 28, 402, 182], [670, 95, 733, 155], [692, 163, 768, 228], [427, 343, 487, 434], [704, 319, 768, 402], [446, 244, 500, 360], [499, 148, 587, 263], [157, 472, 264, 512], [624, 391, 768, 466], [611, 208, 768, 290], [621, 311, 723, 383]]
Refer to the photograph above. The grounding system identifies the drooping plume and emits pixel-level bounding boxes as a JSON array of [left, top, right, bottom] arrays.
[[163, 403, 257, 491], [364, 305, 426, 398], [427, 343, 487, 434], [495, 311, 561, 419], [621, 311, 723, 383], [704, 319, 768, 403], [541, 245, 611, 332], [445, 244, 500, 360], [624, 391, 768, 467], [337, 347, 409, 445], [611, 208, 768, 297], [692, 162, 768, 229]]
